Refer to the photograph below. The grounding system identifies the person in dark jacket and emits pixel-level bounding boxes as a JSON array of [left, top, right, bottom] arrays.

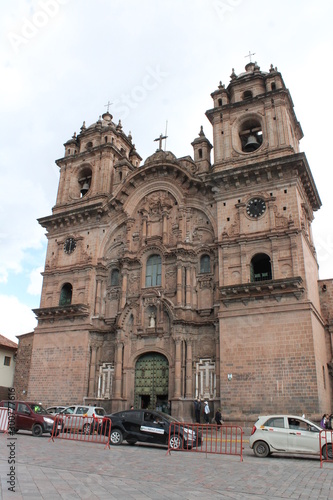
[[215, 407, 223, 426], [194, 398, 201, 423]]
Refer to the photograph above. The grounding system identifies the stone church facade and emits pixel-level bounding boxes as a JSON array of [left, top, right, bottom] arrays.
[[15, 62, 333, 422]]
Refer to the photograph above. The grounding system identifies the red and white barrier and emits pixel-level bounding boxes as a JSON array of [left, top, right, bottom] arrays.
[[0, 407, 9, 434], [167, 422, 243, 461]]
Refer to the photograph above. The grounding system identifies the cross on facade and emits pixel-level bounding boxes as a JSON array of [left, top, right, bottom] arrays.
[[245, 51, 256, 62], [154, 133, 168, 150], [104, 100, 113, 113]]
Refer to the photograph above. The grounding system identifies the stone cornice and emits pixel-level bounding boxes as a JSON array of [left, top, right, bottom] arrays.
[[219, 276, 304, 305], [33, 304, 90, 320], [38, 202, 105, 231], [207, 153, 321, 211]]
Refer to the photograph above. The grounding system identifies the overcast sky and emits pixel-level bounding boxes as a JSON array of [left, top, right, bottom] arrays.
[[1, 0, 333, 343]]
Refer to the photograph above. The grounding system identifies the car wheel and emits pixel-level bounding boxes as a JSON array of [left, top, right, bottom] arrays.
[[110, 429, 123, 445], [127, 439, 137, 445], [83, 423, 92, 435], [32, 424, 43, 437], [253, 440, 270, 458], [169, 434, 182, 450], [322, 444, 333, 460]]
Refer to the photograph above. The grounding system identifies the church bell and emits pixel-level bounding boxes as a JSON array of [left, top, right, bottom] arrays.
[[80, 181, 90, 196], [243, 134, 260, 152]]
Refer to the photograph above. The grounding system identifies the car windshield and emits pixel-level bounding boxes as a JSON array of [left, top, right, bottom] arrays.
[[31, 404, 48, 415], [94, 408, 106, 416]]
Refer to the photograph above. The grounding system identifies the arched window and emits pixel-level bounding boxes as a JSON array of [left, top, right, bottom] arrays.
[[243, 90, 253, 100], [250, 254, 272, 282], [78, 166, 92, 197], [111, 269, 119, 286], [200, 254, 211, 273], [146, 254, 161, 287], [59, 283, 72, 306]]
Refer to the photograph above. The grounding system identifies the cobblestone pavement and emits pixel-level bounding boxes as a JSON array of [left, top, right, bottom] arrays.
[[0, 431, 333, 499]]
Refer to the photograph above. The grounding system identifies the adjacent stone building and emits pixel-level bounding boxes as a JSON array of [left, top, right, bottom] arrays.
[[15, 62, 333, 422]]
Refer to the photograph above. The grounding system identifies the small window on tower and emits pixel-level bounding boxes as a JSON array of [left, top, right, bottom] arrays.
[[198, 148, 203, 159], [59, 283, 73, 306], [271, 82, 276, 91], [218, 98, 222, 106], [243, 90, 253, 100], [239, 119, 262, 153], [78, 167, 92, 197], [250, 254, 272, 282]]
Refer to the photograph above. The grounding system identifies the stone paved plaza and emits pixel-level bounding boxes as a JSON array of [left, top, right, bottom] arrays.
[[0, 432, 333, 499]]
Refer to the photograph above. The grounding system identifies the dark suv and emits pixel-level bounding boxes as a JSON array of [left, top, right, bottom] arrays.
[[103, 409, 201, 449], [0, 400, 62, 437]]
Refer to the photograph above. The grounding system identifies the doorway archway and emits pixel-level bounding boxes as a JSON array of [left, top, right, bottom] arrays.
[[134, 352, 169, 413]]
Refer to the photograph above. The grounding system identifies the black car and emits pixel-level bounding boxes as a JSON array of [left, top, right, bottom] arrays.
[[102, 409, 201, 449]]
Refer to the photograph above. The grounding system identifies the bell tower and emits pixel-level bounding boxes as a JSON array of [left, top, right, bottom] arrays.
[[206, 62, 303, 170], [206, 62, 331, 421]]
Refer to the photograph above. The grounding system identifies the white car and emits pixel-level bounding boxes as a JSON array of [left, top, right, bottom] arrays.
[[59, 405, 106, 434], [249, 415, 332, 458]]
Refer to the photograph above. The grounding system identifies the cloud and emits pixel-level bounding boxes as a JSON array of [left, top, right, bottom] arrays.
[[27, 266, 43, 295], [0, 295, 36, 343]]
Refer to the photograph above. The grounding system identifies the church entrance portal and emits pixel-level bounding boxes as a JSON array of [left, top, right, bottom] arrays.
[[134, 353, 169, 413]]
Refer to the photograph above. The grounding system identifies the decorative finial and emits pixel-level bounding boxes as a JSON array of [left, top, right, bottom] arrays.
[[72, 132, 77, 139], [80, 121, 86, 132], [128, 130, 132, 142], [199, 126, 205, 137], [116, 119, 122, 130], [269, 64, 275, 73], [230, 68, 237, 80]]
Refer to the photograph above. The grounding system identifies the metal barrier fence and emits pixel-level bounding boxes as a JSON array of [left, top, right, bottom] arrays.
[[319, 430, 333, 467], [0, 407, 9, 434], [49, 415, 111, 449], [167, 422, 243, 461]]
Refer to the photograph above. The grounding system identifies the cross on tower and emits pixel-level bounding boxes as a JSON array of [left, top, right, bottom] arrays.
[[104, 100, 113, 113], [154, 133, 168, 151], [245, 51, 256, 63]]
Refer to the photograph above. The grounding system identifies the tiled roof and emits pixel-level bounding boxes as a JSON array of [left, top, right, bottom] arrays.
[[0, 334, 18, 350]]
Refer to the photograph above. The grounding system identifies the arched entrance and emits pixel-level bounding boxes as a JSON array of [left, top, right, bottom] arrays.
[[134, 352, 169, 413]]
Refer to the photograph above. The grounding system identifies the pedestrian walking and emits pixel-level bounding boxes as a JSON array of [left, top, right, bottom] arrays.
[[215, 407, 223, 426], [203, 400, 210, 424]]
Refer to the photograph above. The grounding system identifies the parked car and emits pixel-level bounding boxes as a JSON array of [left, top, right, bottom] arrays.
[[249, 414, 333, 458], [46, 406, 67, 415], [102, 409, 201, 449], [58, 405, 106, 434], [0, 400, 62, 437]]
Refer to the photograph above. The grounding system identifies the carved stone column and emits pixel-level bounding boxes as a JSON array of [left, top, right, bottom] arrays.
[[185, 267, 191, 307], [88, 346, 98, 397], [162, 212, 168, 244], [94, 279, 101, 315], [176, 265, 183, 306], [114, 341, 123, 398], [185, 340, 193, 398], [174, 338, 182, 398], [120, 271, 128, 309]]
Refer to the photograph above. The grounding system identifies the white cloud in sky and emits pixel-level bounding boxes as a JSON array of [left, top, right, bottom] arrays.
[[0, 295, 37, 343], [27, 266, 43, 296]]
